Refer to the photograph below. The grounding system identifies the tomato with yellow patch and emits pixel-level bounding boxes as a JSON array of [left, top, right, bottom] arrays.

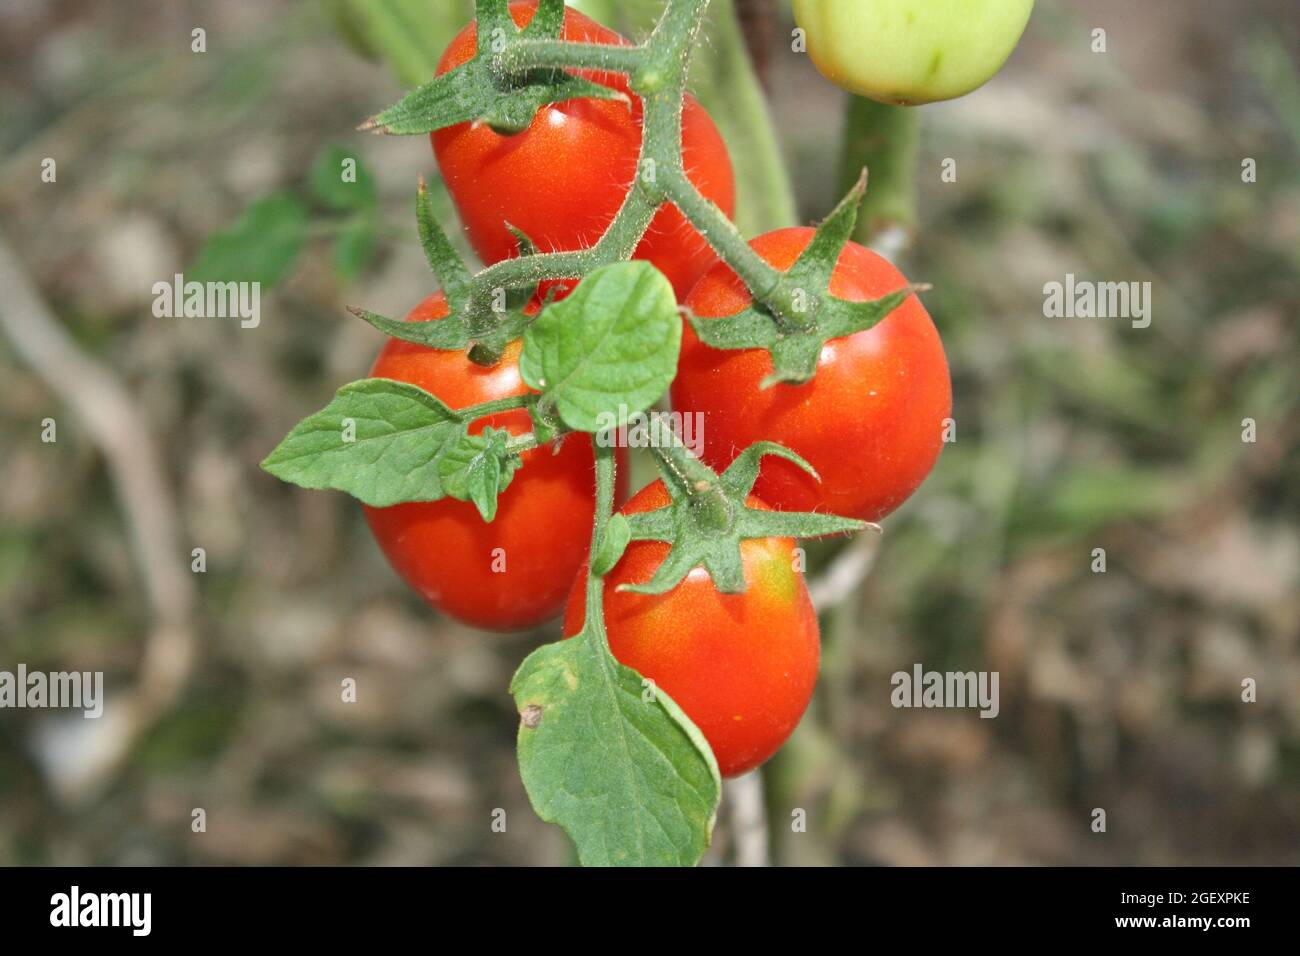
[[564, 481, 820, 777]]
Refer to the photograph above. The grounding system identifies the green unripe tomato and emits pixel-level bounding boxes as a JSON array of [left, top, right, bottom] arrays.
[[793, 0, 1035, 105]]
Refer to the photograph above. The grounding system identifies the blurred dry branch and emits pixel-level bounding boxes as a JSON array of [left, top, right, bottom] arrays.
[[0, 233, 196, 802], [810, 530, 883, 613], [724, 770, 771, 866]]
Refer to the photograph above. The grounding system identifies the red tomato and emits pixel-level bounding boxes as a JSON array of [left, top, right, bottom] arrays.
[[563, 481, 820, 777], [432, 0, 736, 299], [672, 227, 951, 523], [363, 293, 616, 631]]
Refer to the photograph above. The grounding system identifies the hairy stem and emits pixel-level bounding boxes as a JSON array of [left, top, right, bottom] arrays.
[[583, 443, 620, 649], [467, 395, 531, 418], [496, 38, 647, 74], [659, 169, 782, 298]]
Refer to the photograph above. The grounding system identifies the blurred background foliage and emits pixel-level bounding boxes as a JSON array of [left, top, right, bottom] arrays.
[[0, 0, 1297, 865]]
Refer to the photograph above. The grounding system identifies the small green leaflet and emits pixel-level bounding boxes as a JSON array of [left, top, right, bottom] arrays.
[[307, 145, 378, 212], [520, 262, 681, 434], [261, 378, 518, 516], [590, 512, 631, 576], [332, 217, 379, 284], [437, 427, 520, 521], [189, 193, 307, 288]]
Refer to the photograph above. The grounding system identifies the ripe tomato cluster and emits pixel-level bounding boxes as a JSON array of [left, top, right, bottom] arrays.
[[364, 1, 957, 777]]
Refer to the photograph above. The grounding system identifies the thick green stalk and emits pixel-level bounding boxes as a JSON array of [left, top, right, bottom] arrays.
[[837, 98, 919, 247]]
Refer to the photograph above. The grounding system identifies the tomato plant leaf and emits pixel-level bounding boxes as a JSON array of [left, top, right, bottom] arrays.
[[260, 378, 466, 507], [331, 217, 379, 284], [437, 427, 520, 522], [510, 614, 720, 867], [308, 145, 378, 212], [189, 193, 307, 287], [519, 262, 681, 433]]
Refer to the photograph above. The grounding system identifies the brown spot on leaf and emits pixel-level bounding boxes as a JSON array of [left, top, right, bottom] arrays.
[[520, 704, 543, 729]]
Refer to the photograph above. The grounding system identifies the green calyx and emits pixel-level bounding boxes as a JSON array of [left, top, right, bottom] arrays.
[[610, 440, 866, 596], [361, 0, 628, 137], [348, 182, 539, 358], [686, 170, 930, 387]]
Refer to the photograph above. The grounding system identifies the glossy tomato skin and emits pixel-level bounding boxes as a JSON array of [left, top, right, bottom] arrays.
[[672, 227, 951, 524], [432, 1, 736, 299], [792, 0, 1035, 105], [363, 293, 615, 631], [563, 481, 820, 778]]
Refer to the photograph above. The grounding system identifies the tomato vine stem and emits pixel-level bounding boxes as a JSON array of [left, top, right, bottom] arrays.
[[469, 395, 532, 418], [582, 442, 619, 649], [495, 38, 648, 75]]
